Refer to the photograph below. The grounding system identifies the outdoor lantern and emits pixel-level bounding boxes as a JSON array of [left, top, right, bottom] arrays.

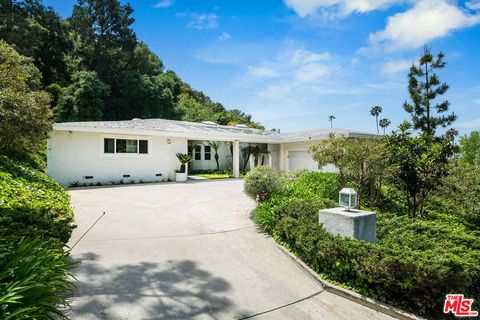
[[339, 188, 357, 211]]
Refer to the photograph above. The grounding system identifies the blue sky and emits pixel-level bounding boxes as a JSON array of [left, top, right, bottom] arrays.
[[44, 0, 480, 134]]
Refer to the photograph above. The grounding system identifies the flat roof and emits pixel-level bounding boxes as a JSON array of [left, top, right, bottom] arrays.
[[53, 118, 377, 143]]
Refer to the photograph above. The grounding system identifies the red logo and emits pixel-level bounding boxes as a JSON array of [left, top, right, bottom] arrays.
[[444, 294, 478, 317]]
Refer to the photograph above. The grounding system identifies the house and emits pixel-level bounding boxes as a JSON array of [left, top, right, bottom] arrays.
[[47, 118, 374, 186]]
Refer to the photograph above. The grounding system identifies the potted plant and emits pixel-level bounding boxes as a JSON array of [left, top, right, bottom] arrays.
[[175, 153, 192, 182]]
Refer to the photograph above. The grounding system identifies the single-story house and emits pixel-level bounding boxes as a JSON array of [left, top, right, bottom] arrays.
[[47, 118, 374, 186]]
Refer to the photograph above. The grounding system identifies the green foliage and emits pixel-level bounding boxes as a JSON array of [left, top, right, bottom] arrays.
[[251, 169, 480, 318], [403, 47, 456, 136], [433, 163, 480, 227], [458, 131, 480, 165], [57, 70, 110, 121], [286, 171, 340, 201], [0, 233, 74, 319], [370, 105, 382, 134], [244, 166, 285, 202], [0, 156, 74, 243], [176, 153, 193, 173], [379, 118, 391, 134], [0, 41, 52, 164], [385, 126, 458, 218], [310, 136, 385, 206]]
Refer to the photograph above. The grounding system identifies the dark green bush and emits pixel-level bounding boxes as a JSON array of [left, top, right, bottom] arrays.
[[251, 169, 480, 318], [0, 156, 74, 243], [0, 233, 74, 319], [244, 166, 285, 202]]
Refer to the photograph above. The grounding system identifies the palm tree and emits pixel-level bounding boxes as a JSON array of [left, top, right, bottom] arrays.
[[379, 118, 391, 134], [209, 141, 221, 170], [370, 105, 382, 134], [328, 115, 335, 128], [175, 153, 193, 173]]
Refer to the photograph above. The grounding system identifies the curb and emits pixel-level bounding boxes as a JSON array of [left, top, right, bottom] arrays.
[[275, 243, 424, 320]]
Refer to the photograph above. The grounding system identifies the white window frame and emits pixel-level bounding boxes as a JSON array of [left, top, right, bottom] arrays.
[[99, 134, 152, 158]]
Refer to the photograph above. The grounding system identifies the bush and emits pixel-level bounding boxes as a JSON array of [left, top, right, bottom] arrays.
[[0, 233, 74, 319], [250, 168, 480, 318], [286, 171, 340, 201], [0, 156, 74, 243], [244, 166, 285, 202]]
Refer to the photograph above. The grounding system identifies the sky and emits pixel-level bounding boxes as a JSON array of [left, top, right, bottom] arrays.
[[43, 0, 480, 134]]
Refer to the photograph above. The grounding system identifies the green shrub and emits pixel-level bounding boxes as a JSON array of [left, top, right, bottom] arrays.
[[244, 166, 285, 202], [286, 172, 341, 201], [0, 233, 74, 319], [0, 156, 74, 243]]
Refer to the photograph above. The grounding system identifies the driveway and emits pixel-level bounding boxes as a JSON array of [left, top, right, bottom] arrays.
[[68, 179, 394, 320]]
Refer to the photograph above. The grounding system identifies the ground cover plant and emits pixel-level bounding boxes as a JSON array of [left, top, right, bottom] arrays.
[[245, 167, 480, 318]]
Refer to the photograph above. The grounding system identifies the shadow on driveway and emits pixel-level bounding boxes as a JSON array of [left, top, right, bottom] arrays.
[[69, 253, 250, 319]]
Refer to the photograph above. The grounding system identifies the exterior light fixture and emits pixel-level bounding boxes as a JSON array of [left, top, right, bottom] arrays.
[[167, 138, 171, 144], [339, 188, 357, 211]]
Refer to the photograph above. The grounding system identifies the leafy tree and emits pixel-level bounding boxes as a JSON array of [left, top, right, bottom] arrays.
[[310, 134, 385, 205], [175, 93, 216, 122], [0, 0, 72, 86], [209, 141, 221, 170], [370, 105, 382, 134], [458, 131, 480, 165], [379, 118, 391, 134], [385, 123, 457, 218], [328, 115, 335, 128], [175, 153, 192, 173], [403, 47, 456, 136], [56, 71, 109, 122], [0, 41, 52, 163]]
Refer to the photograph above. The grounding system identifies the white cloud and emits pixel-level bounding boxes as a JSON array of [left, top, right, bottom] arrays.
[[248, 66, 280, 78], [380, 58, 412, 74], [284, 0, 403, 18], [369, 0, 480, 50], [466, 0, 480, 10], [187, 13, 219, 30], [459, 118, 480, 129], [218, 32, 231, 42], [153, 0, 173, 8]]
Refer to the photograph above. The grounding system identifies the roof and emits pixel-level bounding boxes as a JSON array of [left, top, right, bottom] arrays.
[[53, 118, 377, 143]]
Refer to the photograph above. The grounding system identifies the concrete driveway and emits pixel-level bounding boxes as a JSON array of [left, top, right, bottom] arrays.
[[68, 179, 394, 320]]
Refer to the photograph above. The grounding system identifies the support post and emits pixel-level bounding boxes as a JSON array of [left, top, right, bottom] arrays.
[[233, 140, 240, 178], [279, 143, 286, 171]]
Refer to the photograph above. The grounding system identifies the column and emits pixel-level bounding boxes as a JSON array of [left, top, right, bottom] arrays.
[[232, 140, 240, 178], [279, 143, 286, 171]]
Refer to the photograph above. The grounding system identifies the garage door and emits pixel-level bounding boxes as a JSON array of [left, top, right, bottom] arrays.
[[288, 151, 318, 172]]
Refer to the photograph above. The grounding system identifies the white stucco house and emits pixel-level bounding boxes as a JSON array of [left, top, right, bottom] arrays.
[[47, 118, 374, 186]]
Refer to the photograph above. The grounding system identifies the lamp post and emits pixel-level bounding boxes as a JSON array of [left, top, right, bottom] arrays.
[[339, 188, 357, 211]]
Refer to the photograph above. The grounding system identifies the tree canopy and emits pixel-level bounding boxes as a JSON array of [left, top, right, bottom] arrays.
[[0, 0, 262, 128]]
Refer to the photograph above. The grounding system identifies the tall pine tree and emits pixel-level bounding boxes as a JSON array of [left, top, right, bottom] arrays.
[[403, 47, 456, 136]]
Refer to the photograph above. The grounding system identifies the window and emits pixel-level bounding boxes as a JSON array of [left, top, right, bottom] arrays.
[[204, 145, 211, 160], [194, 145, 201, 160], [104, 138, 114, 153], [104, 138, 148, 154], [139, 140, 148, 154], [188, 146, 193, 157]]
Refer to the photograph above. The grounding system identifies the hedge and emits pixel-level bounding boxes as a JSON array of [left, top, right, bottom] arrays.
[[0, 156, 74, 243]]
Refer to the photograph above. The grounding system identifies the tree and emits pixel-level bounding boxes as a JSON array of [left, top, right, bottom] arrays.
[[310, 134, 385, 205], [328, 115, 335, 128], [209, 141, 221, 170], [56, 71, 110, 122], [0, 41, 52, 164], [385, 123, 458, 218], [379, 118, 391, 134], [458, 131, 480, 165], [403, 47, 456, 136], [175, 153, 192, 173], [370, 105, 382, 134]]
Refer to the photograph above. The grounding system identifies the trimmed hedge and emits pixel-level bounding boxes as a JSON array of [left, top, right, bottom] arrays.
[[0, 156, 74, 243], [249, 171, 480, 318]]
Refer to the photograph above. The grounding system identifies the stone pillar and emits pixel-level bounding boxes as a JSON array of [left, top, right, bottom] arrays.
[[233, 140, 240, 178]]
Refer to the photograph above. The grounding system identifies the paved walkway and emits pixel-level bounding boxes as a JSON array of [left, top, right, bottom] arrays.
[[67, 179, 394, 320]]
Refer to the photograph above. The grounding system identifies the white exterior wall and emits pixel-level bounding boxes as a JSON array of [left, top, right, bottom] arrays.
[[47, 131, 187, 186], [281, 140, 337, 173], [189, 141, 233, 171]]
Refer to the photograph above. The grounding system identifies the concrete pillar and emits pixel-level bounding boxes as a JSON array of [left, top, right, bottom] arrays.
[[233, 140, 240, 178], [279, 143, 286, 171], [268, 153, 272, 167]]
